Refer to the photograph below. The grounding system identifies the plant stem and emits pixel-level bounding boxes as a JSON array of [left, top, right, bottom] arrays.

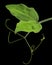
[[39, 17, 52, 24], [5, 19, 24, 38]]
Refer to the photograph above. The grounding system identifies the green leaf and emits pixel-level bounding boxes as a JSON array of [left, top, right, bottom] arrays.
[[5, 4, 39, 21], [14, 20, 42, 33]]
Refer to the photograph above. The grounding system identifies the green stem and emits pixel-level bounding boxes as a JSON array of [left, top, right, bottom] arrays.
[[8, 32, 23, 44], [24, 32, 30, 38], [34, 34, 45, 51], [23, 38, 33, 65], [39, 17, 52, 24], [5, 19, 25, 38]]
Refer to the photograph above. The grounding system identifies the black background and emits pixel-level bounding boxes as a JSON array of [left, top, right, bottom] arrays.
[[0, 0, 52, 65]]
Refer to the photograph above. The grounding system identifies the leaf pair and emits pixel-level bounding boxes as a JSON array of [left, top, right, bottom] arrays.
[[5, 4, 42, 33]]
